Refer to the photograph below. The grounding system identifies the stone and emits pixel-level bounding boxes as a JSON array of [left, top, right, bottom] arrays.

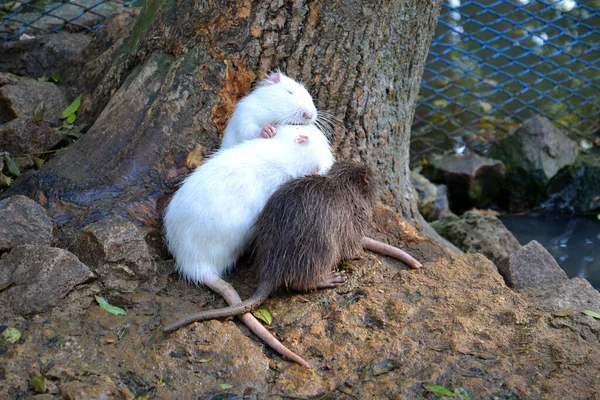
[[546, 153, 600, 214], [431, 210, 521, 264], [0, 80, 68, 125], [70, 215, 155, 292], [410, 171, 437, 219], [0, 32, 91, 79], [0, 195, 54, 252], [0, 117, 64, 154], [497, 240, 568, 289], [0, 245, 94, 315], [491, 115, 579, 210], [60, 375, 120, 400], [424, 151, 505, 213], [429, 184, 455, 221], [525, 278, 600, 344]]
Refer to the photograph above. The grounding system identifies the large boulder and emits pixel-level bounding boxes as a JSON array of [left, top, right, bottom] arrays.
[[0, 245, 94, 315], [423, 152, 505, 213], [546, 153, 600, 214], [497, 240, 568, 289], [491, 116, 579, 210], [431, 210, 521, 264], [0, 195, 54, 252], [70, 215, 155, 292]]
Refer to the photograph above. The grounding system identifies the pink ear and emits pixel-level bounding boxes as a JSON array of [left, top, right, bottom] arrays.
[[294, 135, 309, 144], [266, 72, 281, 84]]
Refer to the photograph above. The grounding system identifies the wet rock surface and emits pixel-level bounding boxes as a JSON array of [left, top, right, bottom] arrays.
[[0, 245, 94, 316], [491, 115, 579, 210], [0, 80, 68, 125], [423, 151, 505, 213], [70, 215, 155, 292], [0, 194, 54, 252], [431, 210, 521, 264], [498, 240, 569, 289]]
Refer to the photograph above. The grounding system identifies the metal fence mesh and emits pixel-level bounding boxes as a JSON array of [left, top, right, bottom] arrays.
[[0, 0, 136, 42], [412, 0, 600, 162]]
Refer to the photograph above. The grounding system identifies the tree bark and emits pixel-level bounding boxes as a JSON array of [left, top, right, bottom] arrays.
[[4, 0, 442, 238]]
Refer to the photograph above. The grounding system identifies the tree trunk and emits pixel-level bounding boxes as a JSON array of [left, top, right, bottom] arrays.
[[4, 0, 442, 238]]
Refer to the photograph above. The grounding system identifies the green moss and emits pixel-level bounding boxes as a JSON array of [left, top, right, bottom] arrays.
[[124, 0, 173, 57]]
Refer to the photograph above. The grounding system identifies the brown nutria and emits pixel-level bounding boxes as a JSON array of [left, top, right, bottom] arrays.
[[163, 163, 421, 335]]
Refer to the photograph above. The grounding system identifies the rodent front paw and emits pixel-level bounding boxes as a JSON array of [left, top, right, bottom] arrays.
[[261, 124, 278, 138]]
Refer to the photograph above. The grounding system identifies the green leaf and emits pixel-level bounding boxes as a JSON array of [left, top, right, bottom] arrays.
[[218, 383, 233, 390], [51, 72, 60, 83], [0, 172, 12, 188], [94, 296, 127, 316], [65, 130, 81, 139], [65, 113, 76, 124], [61, 95, 82, 119], [198, 358, 212, 363], [553, 308, 574, 317], [252, 306, 272, 325], [2, 326, 21, 344], [30, 375, 46, 393], [432, 99, 449, 108], [424, 384, 456, 397], [597, 214, 600, 221], [4, 153, 21, 176], [582, 310, 600, 319]]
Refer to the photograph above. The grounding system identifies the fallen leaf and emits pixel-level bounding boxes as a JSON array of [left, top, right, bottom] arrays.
[[479, 101, 492, 113], [582, 310, 600, 319], [252, 306, 272, 325], [2, 326, 21, 344], [553, 308, 573, 317], [424, 384, 456, 397], [61, 95, 82, 119], [0, 172, 12, 188], [4, 153, 21, 176], [198, 358, 212, 363], [219, 383, 233, 390], [432, 98, 449, 108], [95, 296, 127, 316]]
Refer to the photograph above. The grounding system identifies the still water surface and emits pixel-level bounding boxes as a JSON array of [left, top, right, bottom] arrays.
[[501, 215, 600, 290]]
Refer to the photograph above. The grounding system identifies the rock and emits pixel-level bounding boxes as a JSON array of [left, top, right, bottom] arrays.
[[525, 278, 600, 344], [60, 375, 120, 400], [429, 184, 455, 221], [0, 32, 91, 79], [0, 117, 64, 154], [411, 171, 437, 219], [423, 151, 505, 213], [0, 80, 68, 126], [546, 153, 600, 214], [491, 116, 579, 210], [0, 245, 94, 315], [431, 210, 521, 264], [497, 240, 568, 289], [0, 195, 54, 252], [70, 216, 155, 292]]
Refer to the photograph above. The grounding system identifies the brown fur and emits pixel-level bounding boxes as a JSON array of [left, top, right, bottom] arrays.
[[253, 161, 378, 291]]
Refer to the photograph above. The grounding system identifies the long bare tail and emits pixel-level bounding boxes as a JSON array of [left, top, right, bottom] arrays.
[[163, 278, 311, 369], [362, 236, 423, 269]]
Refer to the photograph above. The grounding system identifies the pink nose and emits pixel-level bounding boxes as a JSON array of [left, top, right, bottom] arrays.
[[303, 111, 313, 120]]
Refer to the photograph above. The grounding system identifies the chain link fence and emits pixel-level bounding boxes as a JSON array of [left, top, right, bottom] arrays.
[[0, 0, 136, 42], [412, 0, 600, 164]]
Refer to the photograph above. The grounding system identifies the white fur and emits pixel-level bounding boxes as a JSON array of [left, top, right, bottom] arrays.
[[220, 72, 318, 149], [164, 125, 334, 284]]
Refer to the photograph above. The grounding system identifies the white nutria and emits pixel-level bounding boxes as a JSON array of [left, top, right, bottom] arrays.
[[220, 71, 317, 149], [163, 124, 334, 369]]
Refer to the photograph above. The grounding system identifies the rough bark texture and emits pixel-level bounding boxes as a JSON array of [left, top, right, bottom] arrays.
[[3, 0, 441, 238]]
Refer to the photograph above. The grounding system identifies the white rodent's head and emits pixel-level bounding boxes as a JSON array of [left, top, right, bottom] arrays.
[[255, 71, 318, 126]]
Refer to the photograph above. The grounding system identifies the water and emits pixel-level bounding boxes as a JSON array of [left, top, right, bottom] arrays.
[[501, 215, 600, 290]]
